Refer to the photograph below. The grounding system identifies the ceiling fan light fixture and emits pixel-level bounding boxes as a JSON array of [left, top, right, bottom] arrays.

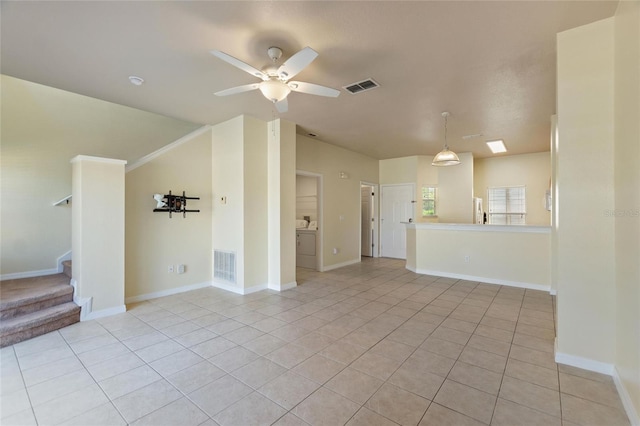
[[432, 111, 461, 167], [259, 79, 291, 102]]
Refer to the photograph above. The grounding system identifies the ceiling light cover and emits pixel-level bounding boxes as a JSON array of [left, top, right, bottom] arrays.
[[486, 139, 507, 153], [128, 76, 144, 86], [259, 79, 291, 102], [432, 111, 461, 166]]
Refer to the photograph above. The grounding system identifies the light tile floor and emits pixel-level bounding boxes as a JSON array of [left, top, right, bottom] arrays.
[[0, 257, 631, 425]]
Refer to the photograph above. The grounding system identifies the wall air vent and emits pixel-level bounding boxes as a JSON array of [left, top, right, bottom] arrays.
[[213, 250, 236, 283], [343, 78, 380, 94]]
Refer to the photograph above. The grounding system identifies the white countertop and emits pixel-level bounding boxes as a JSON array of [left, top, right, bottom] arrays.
[[404, 222, 551, 234]]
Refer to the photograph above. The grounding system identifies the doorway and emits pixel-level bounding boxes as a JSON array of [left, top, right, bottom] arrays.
[[296, 171, 322, 270], [360, 183, 378, 257], [380, 183, 415, 259]]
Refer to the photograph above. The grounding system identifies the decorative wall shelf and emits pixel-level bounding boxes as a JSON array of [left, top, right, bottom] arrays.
[[153, 191, 200, 218]]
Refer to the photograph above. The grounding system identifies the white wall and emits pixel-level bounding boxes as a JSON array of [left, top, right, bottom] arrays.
[[556, 17, 616, 367], [0, 75, 199, 277], [474, 152, 551, 226], [125, 128, 213, 300], [614, 0, 640, 417], [297, 134, 379, 270]]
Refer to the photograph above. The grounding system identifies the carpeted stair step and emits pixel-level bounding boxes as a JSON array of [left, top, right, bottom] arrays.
[[0, 274, 74, 320], [62, 260, 72, 279], [0, 302, 80, 347]]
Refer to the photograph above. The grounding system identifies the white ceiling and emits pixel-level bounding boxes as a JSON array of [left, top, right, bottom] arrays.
[[1, 1, 618, 160]]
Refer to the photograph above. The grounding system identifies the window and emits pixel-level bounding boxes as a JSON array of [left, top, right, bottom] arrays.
[[422, 186, 437, 216], [488, 186, 526, 225]]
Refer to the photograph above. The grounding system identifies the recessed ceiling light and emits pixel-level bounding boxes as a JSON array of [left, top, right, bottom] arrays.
[[128, 76, 144, 86], [486, 139, 507, 153]]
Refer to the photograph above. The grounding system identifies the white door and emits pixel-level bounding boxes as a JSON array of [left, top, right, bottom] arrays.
[[361, 186, 373, 256], [381, 184, 414, 259]]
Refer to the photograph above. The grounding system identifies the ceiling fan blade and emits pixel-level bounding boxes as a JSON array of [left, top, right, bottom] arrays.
[[275, 98, 288, 113], [214, 83, 260, 96], [210, 50, 267, 80], [289, 81, 340, 97], [277, 47, 318, 81]]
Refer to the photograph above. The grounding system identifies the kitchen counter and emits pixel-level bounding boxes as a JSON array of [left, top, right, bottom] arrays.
[[405, 222, 551, 291]]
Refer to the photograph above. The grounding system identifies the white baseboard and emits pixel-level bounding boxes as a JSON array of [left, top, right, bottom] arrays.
[[322, 258, 361, 272], [211, 280, 269, 295], [554, 339, 639, 425], [125, 281, 213, 304], [613, 367, 640, 426], [82, 305, 126, 321], [1, 268, 59, 281], [211, 280, 244, 295], [408, 266, 551, 293], [1, 250, 72, 281], [56, 250, 72, 273], [268, 281, 297, 292], [554, 342, 615, 375], [74, 292, 124, 322]]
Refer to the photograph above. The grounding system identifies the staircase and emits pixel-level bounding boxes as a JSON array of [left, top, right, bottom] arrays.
[[0, 263, 80, 347]]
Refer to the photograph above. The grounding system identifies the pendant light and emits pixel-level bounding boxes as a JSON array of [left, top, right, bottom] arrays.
[[432, 111, 461, 166]]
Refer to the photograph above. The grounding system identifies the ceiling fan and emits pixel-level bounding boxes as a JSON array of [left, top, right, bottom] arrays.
[[210, 46, 340, 113]]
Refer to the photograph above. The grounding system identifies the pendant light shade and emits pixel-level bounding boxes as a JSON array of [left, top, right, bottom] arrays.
[[432, 111, 461, 166]]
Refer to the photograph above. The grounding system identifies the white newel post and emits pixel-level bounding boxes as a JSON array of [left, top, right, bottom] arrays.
[[71, 155, 127, 320]]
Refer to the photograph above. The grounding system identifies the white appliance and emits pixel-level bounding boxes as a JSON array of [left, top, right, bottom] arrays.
[[473, 197, 484, 224]]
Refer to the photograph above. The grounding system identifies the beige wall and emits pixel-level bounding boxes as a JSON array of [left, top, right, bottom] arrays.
[[614, 0, 640, 416], [211, 116, 247, 290], [268, 119, 297, 289], [72, 156, 126, 314], [211, 115, 295, 292], [407, 224, 550, 289], [125, 129, 213, 299], [379, 156, 417, 184], [556, 18, 616, 365], [474, 152, 551, 226], [297, 134, 379, 270], [380, 156, 439, 223], [438, 152, 474, 223], [296, 175, 318, 221], [0, 75, 199, 276], [242, 116, 269, 290]]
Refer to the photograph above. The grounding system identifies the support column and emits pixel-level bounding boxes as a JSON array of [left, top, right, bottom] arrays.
[[71, 155, 127, 320], [268, 119, 297, 290]]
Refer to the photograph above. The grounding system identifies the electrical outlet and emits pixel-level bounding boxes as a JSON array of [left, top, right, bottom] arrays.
[[333, 248, 339, 255], [464, 255, 470, 263], [177, 264, 185, 274], [168, 265, 174, 273]]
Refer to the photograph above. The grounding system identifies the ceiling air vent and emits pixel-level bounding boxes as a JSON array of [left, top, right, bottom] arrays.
[[343, 78, 379, 94]]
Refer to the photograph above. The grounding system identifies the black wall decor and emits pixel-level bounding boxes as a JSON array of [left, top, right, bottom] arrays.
[[153, 191, 200, 218]]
